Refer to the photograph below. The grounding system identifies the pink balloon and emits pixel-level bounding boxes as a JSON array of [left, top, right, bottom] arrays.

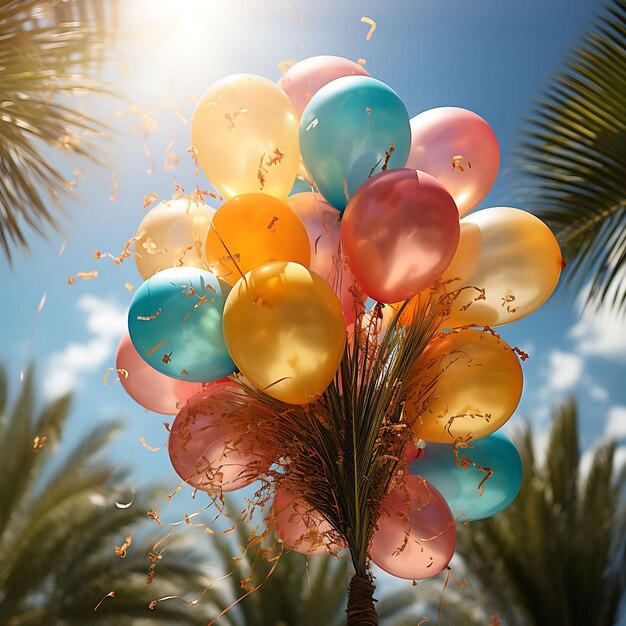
[[288, 192, 364, 324], [278, 55, 369, 118], [341, 169, 460, 303], [406, 107, 500, 216], [116, 333, 205, 415], [370, 474, 456, 580], [168, 383, 268, 493], [273, 487, 344, 555]]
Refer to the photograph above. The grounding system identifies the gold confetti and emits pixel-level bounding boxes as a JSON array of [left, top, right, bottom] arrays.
[[144, 192, 160, 209], [115, 535, 133, 558], [357, 57, 367, 66], [67, 276, 75, 286], [187, 145, 200, 177], [305, 118, 319, 131], [278, 59, 298, 73], [20, 292, 46, 383], [164, 140, 180, 170], [124, 282, 134, 292], [108, 174, 119, 202], [451, 154, 471, 172], [33, 435, 47, 451], [225, 108, 248, 131], [94, 591, 115, 611], [140, 437, 162, 452], [76, 271, 98, 280], [144, 145, 156, 174], [360, 16, 377, 41]]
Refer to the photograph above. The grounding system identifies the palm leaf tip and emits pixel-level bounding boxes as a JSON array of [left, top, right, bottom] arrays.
[[517, 0, 626, 315], [0, 0, 116, 262]]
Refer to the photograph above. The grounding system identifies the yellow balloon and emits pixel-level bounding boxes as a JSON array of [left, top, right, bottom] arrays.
[[192, 74, 300, 200], [223, 262, 346, 405], [407, 329, 523, 443], [134, 197, 215, 280], [439, 207, 562, 327], [205, 193, 311, 285]]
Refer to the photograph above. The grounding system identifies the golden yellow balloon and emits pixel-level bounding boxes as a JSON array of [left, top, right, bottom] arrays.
[[407, 329, 523, 443], [192, 74, 300, 200], [440, 207, 562, 327], [134, 197, 215, 280], [223, 262, 347, 405], [205, 193, 311, 285]]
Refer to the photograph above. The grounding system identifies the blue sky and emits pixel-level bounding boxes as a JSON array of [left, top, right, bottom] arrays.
[[2, 0, 625, 523]]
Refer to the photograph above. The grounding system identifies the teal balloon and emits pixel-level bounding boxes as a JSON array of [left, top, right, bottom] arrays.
[[289, 176, 313, 196], [411, 432, 522, 521], [300, 76, 411, 212], [128, 267, 234, 383]]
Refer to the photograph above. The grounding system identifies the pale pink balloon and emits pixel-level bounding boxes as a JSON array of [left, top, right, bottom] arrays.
[[116, 333, 205, 415], [406, 107, 500, 216], [168, 383, 267, 493], [371, 474, 456, 580], [341, 169, 460, 304], [273, 487, 345, 555], [278, 55, 369, 118], [288, 192, 364, 324]]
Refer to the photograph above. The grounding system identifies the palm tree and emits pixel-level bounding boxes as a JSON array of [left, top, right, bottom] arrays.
[[519, 0, 626, 314], [0, 367, 211, 625], [198, 500, 421, 626], [425, 399, 626, 626], [0, 0, 116, 262]]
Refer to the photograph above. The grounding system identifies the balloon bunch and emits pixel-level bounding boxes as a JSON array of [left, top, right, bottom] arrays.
[[114, 55, 561, 621]]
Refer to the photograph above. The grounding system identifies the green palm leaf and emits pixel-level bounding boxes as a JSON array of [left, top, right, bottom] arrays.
[[0, 0, 116, 262], [519, 0, 626, 314], [0, 367, 211, 625]]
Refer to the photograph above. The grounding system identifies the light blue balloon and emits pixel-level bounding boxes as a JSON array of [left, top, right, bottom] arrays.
[[128, 267, 235, 383], [300, 76, 411, 212], [288, 175, 314, 197], [411, 432, 522, 521]]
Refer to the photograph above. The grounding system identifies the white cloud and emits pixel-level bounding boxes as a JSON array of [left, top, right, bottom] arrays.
[[544, 350, 584, 392], [587, 382, 609, 403], [605, 405, 626, 440], [570, 298, 626, 362], [44, 295, 127, 399]]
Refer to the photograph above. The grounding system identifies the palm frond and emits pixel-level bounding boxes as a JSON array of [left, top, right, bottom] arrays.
[[0, 0, 116, 262], [438, 399, 626, 626], [0, 367, 211, 625], [518, 0, 626, 314]]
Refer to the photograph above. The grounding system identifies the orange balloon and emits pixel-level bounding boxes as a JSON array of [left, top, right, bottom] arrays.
[[223, 262, 346, 405], [205, 193, 311, 285], [407, 329, 523, 443]]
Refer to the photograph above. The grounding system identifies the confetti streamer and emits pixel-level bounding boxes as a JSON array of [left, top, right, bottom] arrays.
[[20, 292, 46, 382], [140, 436, 162, 452], [94, 591, 115, 611], [360, 16, 377, 40]]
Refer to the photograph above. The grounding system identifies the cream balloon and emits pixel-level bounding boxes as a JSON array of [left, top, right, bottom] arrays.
[[192, 74, 300, 200], [441, 207, 562, 327], [134, 197, 215, 280]]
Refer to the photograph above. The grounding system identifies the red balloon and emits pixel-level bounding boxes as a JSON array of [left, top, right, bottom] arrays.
[[288, 192, 365, 324], [341, 169, 460, 303], [116, 333, 205, 415], [370, 474, 456, 579], [273, 487, 345, 555], [168, 382, 268, 493]]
